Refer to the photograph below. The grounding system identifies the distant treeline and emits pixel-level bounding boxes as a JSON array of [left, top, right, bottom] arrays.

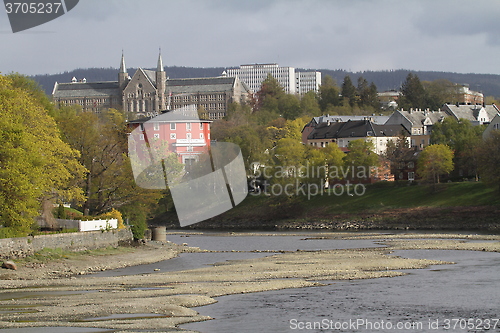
[[31, 66, 500, 98]]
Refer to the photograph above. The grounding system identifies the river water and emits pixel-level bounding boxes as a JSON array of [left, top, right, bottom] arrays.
[[1, 232, 499, 333]]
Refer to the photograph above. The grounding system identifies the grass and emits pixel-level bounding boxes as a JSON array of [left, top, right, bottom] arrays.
[[20, 246, 136, 264], [214, 181, 500, 220]]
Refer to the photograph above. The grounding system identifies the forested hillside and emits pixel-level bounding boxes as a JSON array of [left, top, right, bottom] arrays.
[[31, 66, 500, 99]]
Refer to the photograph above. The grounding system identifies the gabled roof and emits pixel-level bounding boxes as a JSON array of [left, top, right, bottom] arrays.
[[442, 104, 483, 122], [52, 81, 120, 98], [307, 120, 408, 140], [311, 115, 389, 125], [398, 110, 448, 127], [164, 76, 250, 94]]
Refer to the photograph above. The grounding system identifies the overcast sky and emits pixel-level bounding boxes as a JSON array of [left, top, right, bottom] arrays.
[[2, 0, 500, 76]]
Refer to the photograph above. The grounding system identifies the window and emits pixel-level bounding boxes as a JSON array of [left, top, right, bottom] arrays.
[[199, 123, 203, 130], [139, 134, 145, 141], [186, 123, 191, 131], [186, 133, 192, 140], [187, 146, 193, 152], [408, 162, 414, 169], [153, 123, 159, 131], [170, 133, 176, 140], [170, 123, 176, 130], [408, 172, 415, 181], [153, 133, 160, 139], [200, 133, 204, 139]]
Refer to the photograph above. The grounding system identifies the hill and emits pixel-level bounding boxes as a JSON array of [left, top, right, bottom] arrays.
[[31, 67, 500, 98], [153, 182, 500, 232]]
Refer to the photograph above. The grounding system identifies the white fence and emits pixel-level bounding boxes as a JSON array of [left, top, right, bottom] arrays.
[[79, 219, 118, 232]]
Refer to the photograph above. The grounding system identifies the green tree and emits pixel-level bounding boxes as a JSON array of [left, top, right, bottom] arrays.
[[478, 131, 500, 191], [431, 118, 483, 179], [341, 75, 358, 107], [343, 140, 379, 181], [0, 74, 86, 237], [319, 75, 341, 112], [57, 107, 162, 216], [278, 94, 301, 120], [300, 91, 321, 117], [417, 144, 454, 184], [399, 73, 428, 109], [255, 73, 286, 112]]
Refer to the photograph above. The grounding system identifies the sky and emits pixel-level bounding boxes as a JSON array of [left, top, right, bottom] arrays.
[[1, 0, 500, 76]]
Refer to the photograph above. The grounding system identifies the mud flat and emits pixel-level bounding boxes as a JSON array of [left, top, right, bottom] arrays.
[[0, 233, 499, 332]]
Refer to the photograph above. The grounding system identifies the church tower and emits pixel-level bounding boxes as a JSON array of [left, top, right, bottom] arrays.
[[156, 50, 167, 111], [118, 51, 128, 91]]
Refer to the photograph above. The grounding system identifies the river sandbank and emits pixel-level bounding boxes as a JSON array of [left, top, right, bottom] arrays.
[[0, 232, 499, 332]]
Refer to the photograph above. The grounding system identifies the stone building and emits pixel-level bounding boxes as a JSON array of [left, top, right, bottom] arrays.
[[52, 53, 251, 120]]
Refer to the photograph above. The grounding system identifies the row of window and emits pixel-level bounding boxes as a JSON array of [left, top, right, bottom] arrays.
[[139, 132, 205, 140]]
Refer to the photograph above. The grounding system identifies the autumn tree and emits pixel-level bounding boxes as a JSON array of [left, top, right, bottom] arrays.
[[56, 107, 162, 217], [0, 74, 86, 237], [417, 144, 454, 184]]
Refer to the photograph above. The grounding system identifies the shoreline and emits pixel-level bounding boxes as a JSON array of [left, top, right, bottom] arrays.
[[0, 232, 499, 332]]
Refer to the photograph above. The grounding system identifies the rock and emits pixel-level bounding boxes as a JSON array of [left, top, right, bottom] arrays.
[[2, 261, 17, 270]]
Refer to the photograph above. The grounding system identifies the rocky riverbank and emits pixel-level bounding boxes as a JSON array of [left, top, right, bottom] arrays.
[[180, 206, 500, 232], [0, 233, 499, 332]]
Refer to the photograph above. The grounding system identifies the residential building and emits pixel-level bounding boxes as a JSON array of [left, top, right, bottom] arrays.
[[226, 63, 321, 95], [127, 106, 212, 165], [458, 85, 483, 105], [304, 119, 408, 155], [385, 108, 448, 150], [52, 53, 251, 120], [482, 114, 500, 139], [441, 104, 500, 125], [301, 115, 390, 145]]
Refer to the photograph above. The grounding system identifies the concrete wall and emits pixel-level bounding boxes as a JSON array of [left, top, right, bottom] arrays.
[[0, 228, 133, 259]]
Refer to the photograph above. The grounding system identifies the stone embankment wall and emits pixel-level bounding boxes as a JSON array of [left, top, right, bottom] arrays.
[[0, 229, 133, 259]]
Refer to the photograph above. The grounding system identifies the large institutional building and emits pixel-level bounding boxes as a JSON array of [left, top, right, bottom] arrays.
[[52, 53, 252, 120], [225, 63, 321, 96]]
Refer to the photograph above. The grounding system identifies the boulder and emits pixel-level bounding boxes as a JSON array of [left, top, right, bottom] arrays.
[[2, 260, 17, 270]]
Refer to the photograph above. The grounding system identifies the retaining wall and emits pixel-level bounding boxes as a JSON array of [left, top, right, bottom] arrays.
[[0, 228, 133, 259]]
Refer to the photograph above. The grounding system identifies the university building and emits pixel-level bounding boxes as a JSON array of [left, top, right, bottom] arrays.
[[52, 53, 251, 120], [225, 63, 321, 96]]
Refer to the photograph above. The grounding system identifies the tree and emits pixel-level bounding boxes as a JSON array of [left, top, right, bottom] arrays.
[[56, 107, 162, 216], [384, 132, 413, 176], [431, 118, 484, 179], [417, 144, 454, 184], [255, 73, 285, 112], [300, 91, 321, 117], [343, 140, 379, 181], [399, 73, 428, 110], [0, 74, 86, 237], [341, 75, 357, 107], [318, 75, 341, 112], [478, 131, 500, 191]]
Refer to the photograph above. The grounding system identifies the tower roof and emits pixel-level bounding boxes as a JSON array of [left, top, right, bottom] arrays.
[[157, 51, 164, 72], [120, 52, 127, 74]]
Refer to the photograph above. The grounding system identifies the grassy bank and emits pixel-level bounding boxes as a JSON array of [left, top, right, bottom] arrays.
[[162, 181, 500, 231]]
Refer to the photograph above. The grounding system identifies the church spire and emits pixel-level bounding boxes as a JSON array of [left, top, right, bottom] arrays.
[[157, 48, 164, 72], [120, 50, 127, 74]]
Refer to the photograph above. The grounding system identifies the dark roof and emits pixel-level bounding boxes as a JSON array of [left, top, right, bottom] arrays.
[[53, 81, 120, 98], [307, 120, 408, 140]]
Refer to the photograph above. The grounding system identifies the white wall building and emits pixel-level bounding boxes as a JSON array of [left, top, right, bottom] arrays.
[[226, 63, 321, 95]]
